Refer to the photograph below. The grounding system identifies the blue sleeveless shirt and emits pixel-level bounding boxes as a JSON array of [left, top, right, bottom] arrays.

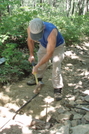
[[38, 22, 64, 48]]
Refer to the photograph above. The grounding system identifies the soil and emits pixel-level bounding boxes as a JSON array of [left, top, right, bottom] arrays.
[[0, 39, 89, 134]]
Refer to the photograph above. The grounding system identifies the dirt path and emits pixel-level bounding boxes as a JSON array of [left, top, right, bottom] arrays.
[[0, 40, 89, 134]]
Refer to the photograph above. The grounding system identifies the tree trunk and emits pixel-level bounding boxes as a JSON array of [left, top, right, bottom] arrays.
[[53, 0, 56, 7], [86, 0, 89, 12], [7, 5, 10, 14], [66, 0, 70, 16], [72, 1, 75, 15], [48, 0, 52, 5], [0, 11, 2, 21], [69, 0, 75, 16], [78, 0, 83, 15], [40, 0, 42, 7], [83, 0, 88, 15]]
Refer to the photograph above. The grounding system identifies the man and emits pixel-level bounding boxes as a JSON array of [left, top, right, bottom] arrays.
[[27, 18, 65, 101]]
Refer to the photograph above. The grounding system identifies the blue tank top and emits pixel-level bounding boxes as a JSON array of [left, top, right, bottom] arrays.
[[38, 22, 64, 48]]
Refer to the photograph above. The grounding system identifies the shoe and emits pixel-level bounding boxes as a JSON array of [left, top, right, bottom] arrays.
[[27, 77, 43, 86], [54, 88, 62, 101], [27, 79, 36, 86]]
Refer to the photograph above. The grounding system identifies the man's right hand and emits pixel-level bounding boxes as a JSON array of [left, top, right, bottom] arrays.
[[28, 55, 35, 63]]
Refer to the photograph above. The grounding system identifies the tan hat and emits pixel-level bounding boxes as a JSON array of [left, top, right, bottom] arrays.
[[29, 18, 44, 41]]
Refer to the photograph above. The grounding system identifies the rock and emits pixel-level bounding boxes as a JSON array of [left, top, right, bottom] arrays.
[[55, 112, 73, 122], [64, 120, 71, 126], [56, 125, 70, 134], [57, 106, 66, 114], [69, 101, 75, 106], [30, 118, 50, 129], [75, 99, 83, 104], [75, 109, 86, 115], [84, 95, 89, 102], [50, 124, 70, 134], [71, 124, 89, 134], [73, 89, 78, 94], [84, 112, 89, 121], [71, 120, 78, 127], [73, 113, 83, 120], [81, 117, 87, 124], [77, 119, 82, 125], [75, 92, 80, 100]]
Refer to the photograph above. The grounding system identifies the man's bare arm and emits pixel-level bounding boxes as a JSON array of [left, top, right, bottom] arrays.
[[27, 27, 34, 56]]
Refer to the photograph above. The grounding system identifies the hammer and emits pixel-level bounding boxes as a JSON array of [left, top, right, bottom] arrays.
[[32, 62, 43, 94]]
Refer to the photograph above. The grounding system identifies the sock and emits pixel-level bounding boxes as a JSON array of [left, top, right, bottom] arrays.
[[38, 78, 42, 82], [54, 88, 62, 93]]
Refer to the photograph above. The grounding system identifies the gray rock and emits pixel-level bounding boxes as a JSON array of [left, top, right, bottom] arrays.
[[71, 120, 78, 127], [81, 117, 87, 124], [84, 112, 89, 121], [75, 109, 86, 115], [57, 106, 66, 114], [51, 124, 69, 134], [75, 99, 83, 104], [64, 120, 71, 126], [56, 112, 73, 121], [71, 124, 89, 134], [56, 125, 69, 134], [73, 113, 82, 120], [84, 95, 89, 102]]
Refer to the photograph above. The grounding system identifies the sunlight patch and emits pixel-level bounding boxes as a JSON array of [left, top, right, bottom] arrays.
[[3, 85, 12, 92], [83, 90, 89, 95], [44, 96, 54, 103], [84, 70, 89, 76], [68, 83, 76, 87], [40, 106, 55, 117], [22, 127, 33, 134], [5, 103, 19, 111], [0, 93, 11, 103], [65, 51, 73, 56], [84, 42, 89, 47], [53, 56, 59, 62], [65, 50, 79, 59], [71, 55, 79, 59], [74, 81, 83, 89], [68, 96, 75, 101], [18, 85, 24, 88]]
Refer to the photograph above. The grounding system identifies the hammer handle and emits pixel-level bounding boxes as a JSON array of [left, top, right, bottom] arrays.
[[32, 61, 38, 84], [34, 73, 38, 84]]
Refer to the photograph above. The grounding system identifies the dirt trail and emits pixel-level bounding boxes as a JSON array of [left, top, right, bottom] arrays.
[[0, 40, 89, 134]]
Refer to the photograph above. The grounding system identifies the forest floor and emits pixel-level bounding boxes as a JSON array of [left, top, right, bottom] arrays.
[[0, 38, 89, 134]]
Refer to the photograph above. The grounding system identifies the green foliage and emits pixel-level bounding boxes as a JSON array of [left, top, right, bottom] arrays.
[[82, 13, 89, 36], [0, 2, 89, 85], [35, 4, 89, 45], [0, 43, 31, 84], [0, 6, 38, 85], [55, 16, 81, 45], [50, 14, 89, 45]]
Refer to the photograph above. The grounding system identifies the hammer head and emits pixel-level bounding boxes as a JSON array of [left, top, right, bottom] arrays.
[[33, 81, 44, 94]]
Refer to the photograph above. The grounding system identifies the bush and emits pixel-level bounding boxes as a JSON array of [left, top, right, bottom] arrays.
[[0, 43, 31, 84]]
